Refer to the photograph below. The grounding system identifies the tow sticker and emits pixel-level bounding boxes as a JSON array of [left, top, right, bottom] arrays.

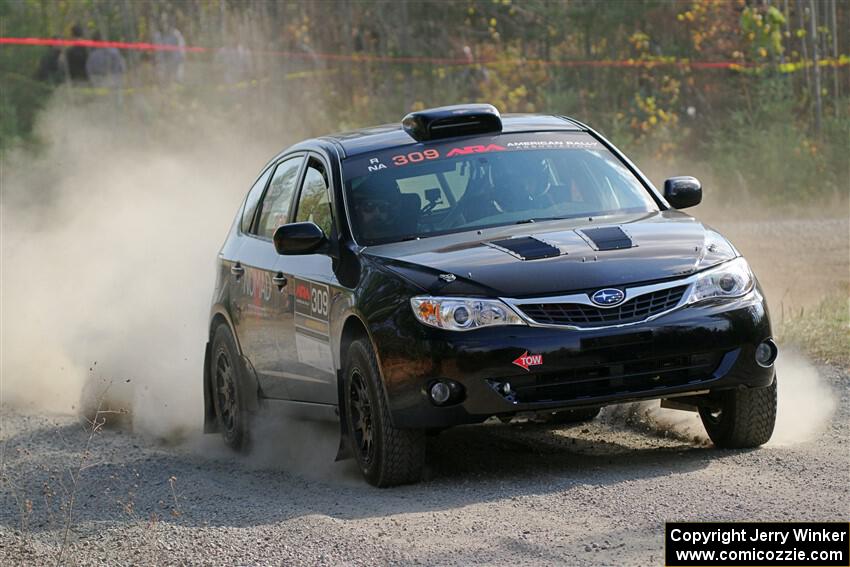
[[512, 351, 543, 371]]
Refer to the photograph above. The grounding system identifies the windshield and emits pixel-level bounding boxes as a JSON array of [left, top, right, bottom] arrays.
[[343, 131, 658, 245]]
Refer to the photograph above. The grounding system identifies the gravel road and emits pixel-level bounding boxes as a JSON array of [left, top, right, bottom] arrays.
[[3, 217, 848, 566], [2, 362, 847, 566]]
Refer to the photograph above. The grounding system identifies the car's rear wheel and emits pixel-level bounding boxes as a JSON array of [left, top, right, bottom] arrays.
[[344, 338, 425, 487], [211, 324, 250, 451], [538, 407, 601, 425], [699, 377, 777, 448]]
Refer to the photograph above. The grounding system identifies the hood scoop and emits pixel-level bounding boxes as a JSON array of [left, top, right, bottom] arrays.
[[485, 236, 561, 260], [578, 226, 634, 251]]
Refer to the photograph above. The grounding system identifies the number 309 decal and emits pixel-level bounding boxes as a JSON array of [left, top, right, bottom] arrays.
[[311, 286, 329, 318], [391, 149, 440, 166], [294, 280, 330, 322]]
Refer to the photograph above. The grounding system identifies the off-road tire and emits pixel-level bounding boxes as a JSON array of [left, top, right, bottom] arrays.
[[211, 324, 251, 452], [699, 377, 777, 449], [539, 407, 601, 425], [344, 338, 426, 487]]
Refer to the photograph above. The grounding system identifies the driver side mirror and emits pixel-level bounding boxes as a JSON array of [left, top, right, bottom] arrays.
[[663, 176, 702, 209], [273, 222, 327, 255]]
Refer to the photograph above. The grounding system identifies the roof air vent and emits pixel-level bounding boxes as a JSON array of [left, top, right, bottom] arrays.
[[402, 104, 502, 142]]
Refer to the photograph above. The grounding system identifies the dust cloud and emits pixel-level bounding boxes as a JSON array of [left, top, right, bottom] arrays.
[[768, 349, 837, 446], [1, 91, 276, 440], [1, 91, 842, 453], [611, 349, 836, 446]]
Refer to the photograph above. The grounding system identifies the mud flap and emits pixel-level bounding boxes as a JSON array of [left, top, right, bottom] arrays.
[[335, 368, 353, 461], [203, 342, 217, 433], [239, 356, 261, 413]]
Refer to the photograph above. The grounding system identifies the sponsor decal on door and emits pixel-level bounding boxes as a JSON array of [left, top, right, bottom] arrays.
[[293, 279, 334, 374]]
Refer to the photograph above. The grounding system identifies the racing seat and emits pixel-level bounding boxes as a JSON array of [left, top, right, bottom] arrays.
[[455, 168, 501, 222]]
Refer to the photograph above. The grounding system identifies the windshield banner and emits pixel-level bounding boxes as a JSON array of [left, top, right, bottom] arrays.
[[343, 132, 600, 178]]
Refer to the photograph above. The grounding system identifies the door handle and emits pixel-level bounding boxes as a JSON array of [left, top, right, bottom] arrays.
[[231, 263, 244, 278], [273, 273, 288, 289]]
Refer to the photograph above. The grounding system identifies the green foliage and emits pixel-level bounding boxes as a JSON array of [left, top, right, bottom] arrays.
[[0, 0, 848, 203], [705, 79, 848, 201], [778, 288, 850, 368], [0, 0, 56, 148], [741, 5, 786, 59]]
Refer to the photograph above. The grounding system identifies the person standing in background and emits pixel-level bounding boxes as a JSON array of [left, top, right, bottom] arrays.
[[61, 24, 89, 84], [35, 37, 62, 84], [86, 31, 127, 90], [153, 13, 186, 85], [86, 31, 128, 113]]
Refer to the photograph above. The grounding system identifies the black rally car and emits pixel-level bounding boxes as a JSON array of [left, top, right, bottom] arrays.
[[204, 104, 778, 486]]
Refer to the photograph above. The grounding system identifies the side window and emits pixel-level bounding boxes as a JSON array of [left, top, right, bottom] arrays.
[[295, 160, 333, 235], [256, 156, 302, 238], [241, 167, 273, 233]]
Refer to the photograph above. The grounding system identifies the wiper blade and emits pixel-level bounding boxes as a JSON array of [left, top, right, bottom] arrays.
[[385, 233, 432, 243], [515, 216, 567, 225]]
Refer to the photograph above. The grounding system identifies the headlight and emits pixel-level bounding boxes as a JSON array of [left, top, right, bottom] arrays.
[[410, 297, 526, 331], [687, 257, 754, 304]]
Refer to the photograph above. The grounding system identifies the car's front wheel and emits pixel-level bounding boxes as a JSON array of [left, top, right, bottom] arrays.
[[344, 338, 426, 487], [699, 377, 777, 448], [211, 324, 250, 452]]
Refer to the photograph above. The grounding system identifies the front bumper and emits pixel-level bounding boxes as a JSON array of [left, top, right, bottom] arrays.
[[377, 290, 774, 428]]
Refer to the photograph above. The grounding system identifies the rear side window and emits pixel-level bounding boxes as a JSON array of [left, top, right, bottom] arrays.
[[241, 167, 272, 233], [256, 156, 302, 238], [295, 160, 333, 235]]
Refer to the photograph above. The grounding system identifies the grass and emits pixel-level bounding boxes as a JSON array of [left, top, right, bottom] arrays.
[[777, 290, 850, 368]]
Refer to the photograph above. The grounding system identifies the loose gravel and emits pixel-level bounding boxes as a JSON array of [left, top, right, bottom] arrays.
[[2, 364, 847, 566]]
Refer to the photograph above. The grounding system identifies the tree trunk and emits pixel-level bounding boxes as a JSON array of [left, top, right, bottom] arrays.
[[808, 0, 822, 137], [797, 0, 812, 108], [830, 0, 840, 115]]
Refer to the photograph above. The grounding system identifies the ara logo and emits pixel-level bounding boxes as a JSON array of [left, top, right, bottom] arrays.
[[446, 144, 506, 157], [295, 284, 311, 302], [512, 351, 543, 371], [591, 288, 625, 306]]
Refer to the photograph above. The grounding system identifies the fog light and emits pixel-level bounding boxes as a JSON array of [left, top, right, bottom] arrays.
[[430, 381, 451, 405], [755, 339, 777, 367]]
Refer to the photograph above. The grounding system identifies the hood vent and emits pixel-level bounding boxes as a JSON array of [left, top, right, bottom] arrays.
[[486, 236, 561, 260], [578, 226, 634, 251]]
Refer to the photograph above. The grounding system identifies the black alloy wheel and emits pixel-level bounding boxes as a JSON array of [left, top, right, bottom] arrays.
[[344, 338, 426, 487], [211, 325, 249, 451], [349, 368, 375, 465]]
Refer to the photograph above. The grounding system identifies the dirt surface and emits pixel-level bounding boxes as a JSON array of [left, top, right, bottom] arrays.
[[2, 362, 847, 566], [698, 216, 848, 314]]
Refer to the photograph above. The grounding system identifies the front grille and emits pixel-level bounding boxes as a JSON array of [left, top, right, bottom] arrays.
[[518, 285, 688, 327], [506, 351, 722, 404]]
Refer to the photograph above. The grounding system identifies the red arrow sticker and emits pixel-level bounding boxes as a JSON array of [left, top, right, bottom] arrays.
[[512, 351, 543, 371]]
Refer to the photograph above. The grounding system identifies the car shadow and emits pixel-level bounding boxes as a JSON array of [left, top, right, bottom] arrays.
[[0, 415, 734, 533]]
